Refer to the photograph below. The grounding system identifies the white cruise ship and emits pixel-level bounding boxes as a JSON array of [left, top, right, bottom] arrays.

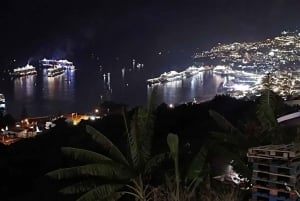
[[0, 94, 5, 113], [47, 65, 65, 77], [41, 58, 75, 70], [147, 65, 209, 86], [183, 66, 207, 78], [147, 70, 183, 85], [213, 65, 234, 75], [12, 64, 37, 78]]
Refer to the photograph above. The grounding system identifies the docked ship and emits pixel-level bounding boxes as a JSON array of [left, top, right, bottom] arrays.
[[0, 94, 5, 113], [41, 58, 75, 70], [183, 66, 207, 78], [213, 65, 234, 75], [47, 65, 65, 77], [147, 70, 183, 85], [147, 65, 210, 86], [159, 71, 183, 83], [12, 64, 37, 78]]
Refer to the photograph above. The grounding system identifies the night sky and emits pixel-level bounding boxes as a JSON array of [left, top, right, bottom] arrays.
[[1, 0, 300, 67]]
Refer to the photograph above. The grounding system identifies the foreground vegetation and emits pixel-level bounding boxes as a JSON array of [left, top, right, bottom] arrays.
[[1, 90, 299, 201]]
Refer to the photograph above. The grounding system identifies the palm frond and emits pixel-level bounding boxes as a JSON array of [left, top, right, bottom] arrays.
[[127, 103, 156, 169], [59, 180, 102, 194], [86, 125, 129, 166], [127, 112, 142, 170], [125, 179, 153, 201], [138, 107, 154, 165], [125, 184, 144, 199], [256, 89, 278, 131], [61, 147, 112, 164], [147, 86, 158, 112], [77, 184, 124, 201], [144, 153, 168, 175], [144, 87, 157, 161], [128, 107, 155, 170], [47, 162, 135, 181], [186, 177, 203, 194], [167, 133, 180, 201]]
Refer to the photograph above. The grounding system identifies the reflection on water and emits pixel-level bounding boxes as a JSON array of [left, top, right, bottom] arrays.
[[13, 70, 76, 116], [42, 69, 75, 101], [14, 75, 36, 100], [9, 67, 225, 117], [147, 71, 224, 104]]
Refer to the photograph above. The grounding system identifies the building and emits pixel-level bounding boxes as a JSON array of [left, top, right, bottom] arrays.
[[277, 111, 300, 127]]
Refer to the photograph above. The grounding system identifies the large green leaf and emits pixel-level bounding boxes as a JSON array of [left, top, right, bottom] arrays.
[[209, 110, 237, 133], [186, 146, 207, 179], [77, 184, 124, 201], [47, 161, 135, 181], [210, 131, 243, 149], [209, 110, 247, 150], [61, 147, 112, 164], [86, 125, 129, 166]]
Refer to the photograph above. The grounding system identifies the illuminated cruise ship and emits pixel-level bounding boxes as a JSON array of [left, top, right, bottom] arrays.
[[147, 65, 209, 86], [0, 94, 5, 113], [41, 58, 75, 70], [147, 71, 183, 85], [47, 65, 65, 77], [12, 64, 37, 78], [212, 65, 234, 75], [183, 66, 207, 78]]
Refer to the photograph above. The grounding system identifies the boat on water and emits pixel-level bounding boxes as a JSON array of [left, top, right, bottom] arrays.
[[146, 77, 161, 85], [159, 71, 183, 83], [12, 64, 37, 78], [183, 66, 207, 78], [213, 65, 234, 75], [147, 65, 209, 86], [147, 70, 183, 85], [47, 65, 65, 77], [0, 94, 5, 111], [41, 58, 75, 70]]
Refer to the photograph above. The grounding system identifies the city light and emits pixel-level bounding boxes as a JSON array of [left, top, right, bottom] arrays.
[[169, 104, 174, 108]]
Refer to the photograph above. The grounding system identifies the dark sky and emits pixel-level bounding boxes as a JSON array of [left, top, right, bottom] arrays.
[[1, 0, 300, 66]]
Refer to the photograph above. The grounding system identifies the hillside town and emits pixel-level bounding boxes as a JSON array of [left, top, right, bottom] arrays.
[[194, 30, 300, 99]]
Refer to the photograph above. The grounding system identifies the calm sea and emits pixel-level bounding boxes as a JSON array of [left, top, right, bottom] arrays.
[[0, 53, 224, 118]]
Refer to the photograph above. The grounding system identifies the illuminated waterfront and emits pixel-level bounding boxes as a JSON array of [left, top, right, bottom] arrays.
[[147, 70, 224, 105], [4, 31, 300, 117]]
